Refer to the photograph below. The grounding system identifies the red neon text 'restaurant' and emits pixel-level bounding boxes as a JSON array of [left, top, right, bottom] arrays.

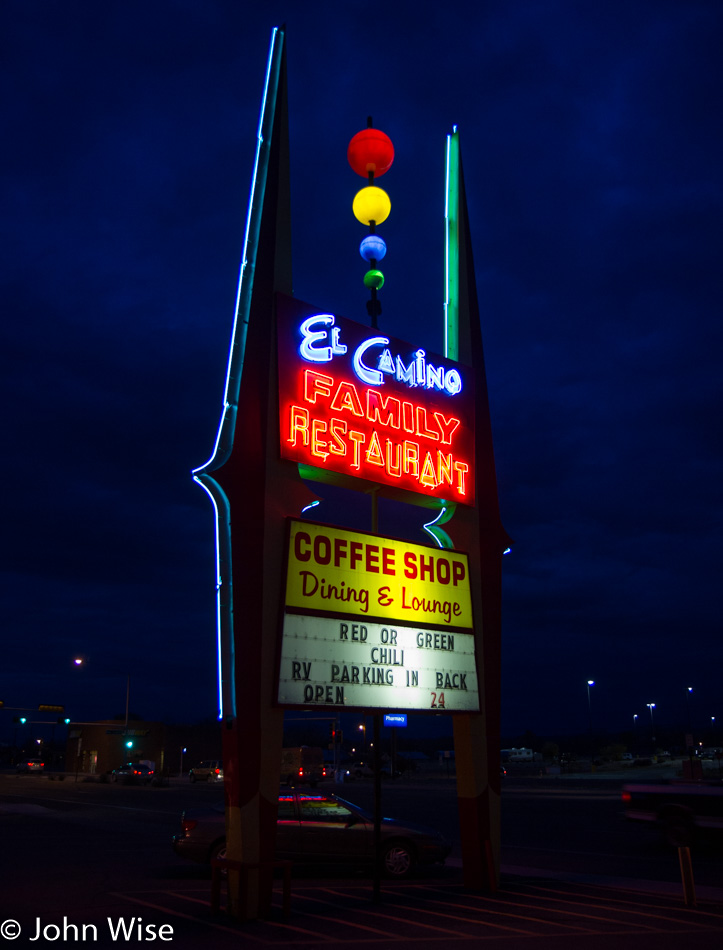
[[277, 298, 475, 504]]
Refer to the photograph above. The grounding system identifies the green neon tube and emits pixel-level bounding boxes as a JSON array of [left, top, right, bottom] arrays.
[[445, 128, 460, 362]]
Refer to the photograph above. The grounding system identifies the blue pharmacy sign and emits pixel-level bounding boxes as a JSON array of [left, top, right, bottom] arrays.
[[383, 713, 408, 727]]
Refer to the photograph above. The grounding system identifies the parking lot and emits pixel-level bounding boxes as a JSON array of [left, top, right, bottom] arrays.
[[62, 874, 723, 949], [1, 771, 722, 948]]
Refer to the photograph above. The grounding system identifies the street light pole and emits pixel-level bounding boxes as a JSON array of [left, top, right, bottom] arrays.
[[633, 713, 638, 755], [647, 703, 656, 749], [74, 658, 131, 728], [587, 680, 595, 773]]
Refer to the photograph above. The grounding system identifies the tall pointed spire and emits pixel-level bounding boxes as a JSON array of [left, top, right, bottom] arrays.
[[192, 26, 315, 920], [445, 127, 511, 891]]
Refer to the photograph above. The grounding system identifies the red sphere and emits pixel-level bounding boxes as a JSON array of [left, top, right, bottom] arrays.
[[347, 128, 394, 178]]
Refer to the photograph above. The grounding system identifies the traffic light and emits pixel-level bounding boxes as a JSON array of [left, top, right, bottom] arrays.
[[125, 740, 134, 749], [13, 716, 27, 724], [57, 717, 71, 724]]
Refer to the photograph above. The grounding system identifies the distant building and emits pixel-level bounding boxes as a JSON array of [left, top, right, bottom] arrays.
[[65, 720, 168, 775]]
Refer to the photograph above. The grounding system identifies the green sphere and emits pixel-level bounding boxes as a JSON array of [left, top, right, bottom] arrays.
[[363, 269, 385, 290]]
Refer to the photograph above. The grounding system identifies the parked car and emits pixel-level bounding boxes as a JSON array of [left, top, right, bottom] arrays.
[[173, 788, 451, 878], [112, 763, 154, 784], [16, 758, 44, 773], [189, 760, 224, 783]]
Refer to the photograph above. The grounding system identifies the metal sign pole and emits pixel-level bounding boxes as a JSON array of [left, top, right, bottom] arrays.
[[373, 712, 382, 903], [369, 487, 383, 903]]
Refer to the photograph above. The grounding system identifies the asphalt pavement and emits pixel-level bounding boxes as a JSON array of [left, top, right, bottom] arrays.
[[1, 767, 721, 948]]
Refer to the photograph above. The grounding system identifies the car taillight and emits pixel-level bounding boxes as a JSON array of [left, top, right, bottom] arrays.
[[214, 769, 220, 774], [622, 792, 631, 804], [40, 763, 44, 767], [298, 768, 303, 776], [181, 818, 198, 833]]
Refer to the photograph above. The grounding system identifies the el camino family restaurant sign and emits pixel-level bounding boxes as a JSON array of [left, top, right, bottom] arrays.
[[277, 296, 475, 505], [277, 520, 480, 712]]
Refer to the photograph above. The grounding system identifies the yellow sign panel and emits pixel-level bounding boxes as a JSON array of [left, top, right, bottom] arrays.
[[285, 520, 473, 629]]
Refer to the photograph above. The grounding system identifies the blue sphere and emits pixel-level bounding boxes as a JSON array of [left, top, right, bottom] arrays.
[[359, 234, 387, 263]]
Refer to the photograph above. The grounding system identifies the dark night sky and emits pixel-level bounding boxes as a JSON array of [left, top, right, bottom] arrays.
[[2, 1, 721, 744]]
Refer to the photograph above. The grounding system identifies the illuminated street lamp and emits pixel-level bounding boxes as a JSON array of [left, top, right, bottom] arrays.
[[647, 703, 656, 747]]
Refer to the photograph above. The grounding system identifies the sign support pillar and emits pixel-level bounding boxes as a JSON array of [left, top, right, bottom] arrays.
[[447, 131, 510, 890], [194, 28, 317, 920]]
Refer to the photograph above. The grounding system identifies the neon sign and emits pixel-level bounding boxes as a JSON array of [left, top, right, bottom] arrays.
[[299, 314, 463, 395], [277, 294, 475, 504]]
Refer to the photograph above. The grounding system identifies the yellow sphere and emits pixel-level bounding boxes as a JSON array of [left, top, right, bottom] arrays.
[[353, 186, 391, 226]]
